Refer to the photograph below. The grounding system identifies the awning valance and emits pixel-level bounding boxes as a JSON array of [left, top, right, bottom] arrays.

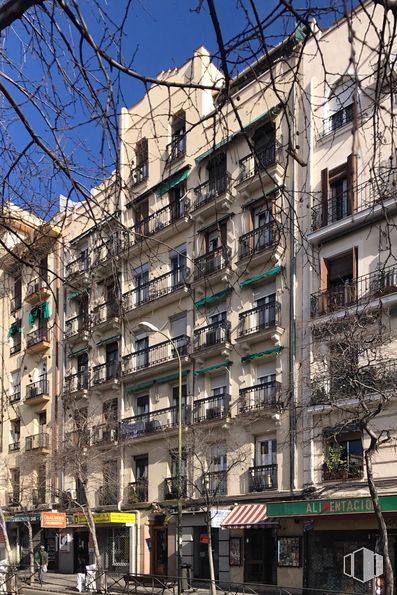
[[241, 346, 283, 363], [194, 361, 232, 376], [239, 266, 283, 288], [155, 166, 190, 196], [126, 370, 190, 393], [96, 334, 121, 347], [195, 288, 232, 309], [221, 504, 270, 529]]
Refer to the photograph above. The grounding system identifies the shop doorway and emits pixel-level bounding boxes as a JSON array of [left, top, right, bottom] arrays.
[[193, 527, 219, 580], [244, 529, 275, 584], [44, 529, 58, 571], [74, 530, 89, 573], [151, 527, 168, 576]]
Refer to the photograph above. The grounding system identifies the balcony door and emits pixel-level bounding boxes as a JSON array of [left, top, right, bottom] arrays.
[[77, 352, 88, 388], [256, 438, 277, 467], [134, 265, 149, 305], [255, 293, 276, 329], [135, 335, 149, 368], [252, 204, 273, 248], [322, 248, 357, 312], [170, 246, 187, 288], [208, 152, 227, 194], [105, 341, 119, 379]]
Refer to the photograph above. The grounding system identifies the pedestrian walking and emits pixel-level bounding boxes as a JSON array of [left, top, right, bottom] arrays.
[[34, 545, 48, 585]]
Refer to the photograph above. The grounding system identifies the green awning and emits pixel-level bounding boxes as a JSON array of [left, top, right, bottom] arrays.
[[195, 133, 239, 164], [241, 346, 283, 363], [155, 166, 190, 196], [68, 347, 88, 358], [126, 370, 190, 393], [195, 288, 232, 309], [8, 321, 21, 337], [68, 291, 81, 300], [239, 266, 283, 288], [193, 361, 232, 376], [29, 301, 50, 327], [96, 334, 121, 347]]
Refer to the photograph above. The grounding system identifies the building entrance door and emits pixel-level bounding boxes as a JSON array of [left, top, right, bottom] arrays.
[[193, 527, 219, 580], [74, 530, 89, 573], [151, 527, 168, 576], [244, 529, 275, 584]]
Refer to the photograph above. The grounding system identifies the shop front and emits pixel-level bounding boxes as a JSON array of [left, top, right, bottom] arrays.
[[5, 512, 42, 567]]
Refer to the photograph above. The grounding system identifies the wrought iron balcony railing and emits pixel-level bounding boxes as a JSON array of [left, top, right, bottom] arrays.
[[239, 380, 281, 412], [9, 441, 20, 452], [194, 246, 228, 281], [26, 433, 49, 451], [10, 341, 21, 355], [92, 239, 122, 266], [127, 479, 148, 503], [92, 423, 119, 445], [192, 174, 230, 211], [123, 267, 189, 311], [239, 140, 281, 182], [322, 104, 354, 136], [310, 264, 397, 317], [91, 362, 120, 386], [164, 476, 187, 500], [166, 135, 186, 162], [9, 388, 21, 404], [193, 393, 230, 423], [120, 406, 190, 440], [93, 301, 120, 325], [26, 377, 49, 401], [204, 470, 227, 496], [98, 486, 118, 506], [122, 335, 189, 375], [130, 162, 149, 187], [65, 255, 90, 278], [27, 277, 49, 298], [65, 314, 89, 338], [322, 461, 364, 481], [239, 221, 276, 259], [239, 301, 280, 336], [193, 320, 230, 351], [64, 370, 89, 394], [131, 200, 187, 240], [26, 327, 49, 348], [248, 464, 278, 491]]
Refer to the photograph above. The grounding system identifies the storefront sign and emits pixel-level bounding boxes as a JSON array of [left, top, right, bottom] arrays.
[[74, 512, 136, 525], [210, 508, 230, 528], [4, 513, 41, 523], [41, 512, 66, 528], [199, 534, 209, 544], [267, 495, 397, 517]]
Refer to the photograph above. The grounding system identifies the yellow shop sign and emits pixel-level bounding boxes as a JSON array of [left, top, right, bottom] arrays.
[[74, 512, 136, 525]]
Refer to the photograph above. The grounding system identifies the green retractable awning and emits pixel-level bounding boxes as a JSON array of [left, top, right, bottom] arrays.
[[155, 166, 190, 196], [241, 346, 283, 363], [68, 347, 88, 358], [193, 361, 232, 376], [8, 321, 21, 337], [29, 301, 50, 327], [126, 370, 190, 393], [68, 291, 81, 300], [195, 288, 232, 309], [239, 266, 283, 288], [195, 133, 239, 164], [96, 334, 121, 347]]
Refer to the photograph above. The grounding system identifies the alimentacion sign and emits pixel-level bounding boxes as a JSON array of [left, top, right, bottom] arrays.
[[267, 495, 397, 517]]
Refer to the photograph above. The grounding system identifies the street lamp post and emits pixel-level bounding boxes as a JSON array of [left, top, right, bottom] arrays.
[[138, 321, 183, 594]]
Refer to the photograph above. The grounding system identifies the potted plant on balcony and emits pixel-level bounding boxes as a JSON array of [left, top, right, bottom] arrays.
[[323, 444, 347, 480]]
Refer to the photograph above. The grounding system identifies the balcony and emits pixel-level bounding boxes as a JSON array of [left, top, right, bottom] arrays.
[[239, 380, 281, 413], [322, 104, 354, 137], [91, 362, 121, 389], [7, 492, 20, 507], [25, 432, 50, 454], [239, 222, 278, 263], [191, 175, 232, 220], [65, 314, 90, 342], [130, 162, 148, 188], [64, 370, 89, 397], [120, 406, 189, 440], [237, 141, 284, 195], [166, 136, 186, 164], [25, 278, 51, 305], [26, 377, 50, 406], [249, 464, 277, 492], [193, 393, 230, 423], [92, 423, 118, 445], [26, 328, 50, 354], [205, 471, 227, 497], [98, 486, 118, 507], [130, 199, 189, 243], [10, 341, 21, 356], [193, 320, 230, 354], [126, 480, 148, 504], [164, 476, 187, 500], [310, 264, 397, 318], [65, 256, 90, 285], [123, 268, 190, 314], [238, 302, 280, 342], [92, 301, 121, 329], [122, 335, 189, 377], [193, 246, 229, 282], [9, 388, 21, 404], [91, 238, 123, 274], [9, 441, 20, 452], [322, 461, 363, 482], [64, 429, 91, 449]]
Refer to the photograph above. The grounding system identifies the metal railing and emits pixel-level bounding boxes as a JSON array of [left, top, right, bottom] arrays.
[[239, 301, 280, 336], [123, 267, 189, 311], [194, 246, 228, 280], [322, 461, 364, 481], [249, 463, 278, 491], [312, 189, 352, 230], [122, 335, 189, 375], [92, 239, 122, 266], [120, 406, 190, 439], [27, 277, 48, 297], [10, 296, 22, 311], [193, 393, 230, 423], [311, 263, 397, 317], [98, 486, 118, 506], [166, 135, 186, 162], [9, 388, 21, 403], [92, 423, 119, 445], [10, 341, 21, 355], [26, 327, 49, 348], [193, 320, 230, 351], [65, 314, 89, 338], [322, 103, 354, 136], [192, 174, 230, 211], [131, 200, 187, 239], [239, 380, 280, 412], [26, 377, 49, 400], [64, 370, 89, 393], [239, 140, 281, 182], [130, 162, 148, 186], [65, 255, 90, 278], [93, 301, 120, 324], [239, 221, 276, 259], [127, 479, 148, 503], [9, 441, 20, 452], [164, 476, 187, 499], [25, 432, 49, 451], [205, 470, 227, 496], [91, 362, 120, 385]]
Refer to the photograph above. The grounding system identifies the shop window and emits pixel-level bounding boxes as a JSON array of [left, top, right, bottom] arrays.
[[323, 432, 363, 481]]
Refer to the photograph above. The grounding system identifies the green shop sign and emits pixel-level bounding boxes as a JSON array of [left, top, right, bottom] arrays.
[[267, 495, 397, 517], [5, 513, 41, 523]]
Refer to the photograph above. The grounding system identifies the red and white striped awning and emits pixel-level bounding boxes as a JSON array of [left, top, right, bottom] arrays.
[[221, 504, 273, 529]]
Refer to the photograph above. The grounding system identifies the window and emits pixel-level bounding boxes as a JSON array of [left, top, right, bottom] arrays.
[[136, 395, 149, 417], [37, 464, 46, 503], [321, 249, 357, 312], [134, 264, 149, 305], [133, 138, 149, 183], [12, 276, 22, 311], [318, 155, 357, 228], [169, 183, 186, 221], [10, 468, 20, 503], [170, 312, 187, 338], [39, 256, 48, 283], [208, 445, 227, 496], [11, 419, 20, 445], [105, 342, 119, 379], [135, 455, 148, 482], [172, 384, 187, 424], [77, 352, 88, 388], [170, 111, 186, 160], [38, 411, 47, 431], [208, 153, 227, 194], [134, 198, 149, 236], [252, 124, 276, 168], [255, 293, 276, 329], [323, 433, 363, 481], [103, 399, 118, 424], [327, 77, 355, 133], [10, 319, 21, 355], [170, 245, 187, 287], [135, 335, 149, 368]]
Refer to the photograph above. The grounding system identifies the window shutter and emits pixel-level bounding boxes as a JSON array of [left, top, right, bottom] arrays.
[[347, 153, 358, 211], [321, 168, 329, 227]]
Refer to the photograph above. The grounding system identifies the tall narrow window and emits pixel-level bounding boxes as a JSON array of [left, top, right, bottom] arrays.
[[170, 111, 186, 161], [132, 138, 148, 184], [208, 153, 227, 194]]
